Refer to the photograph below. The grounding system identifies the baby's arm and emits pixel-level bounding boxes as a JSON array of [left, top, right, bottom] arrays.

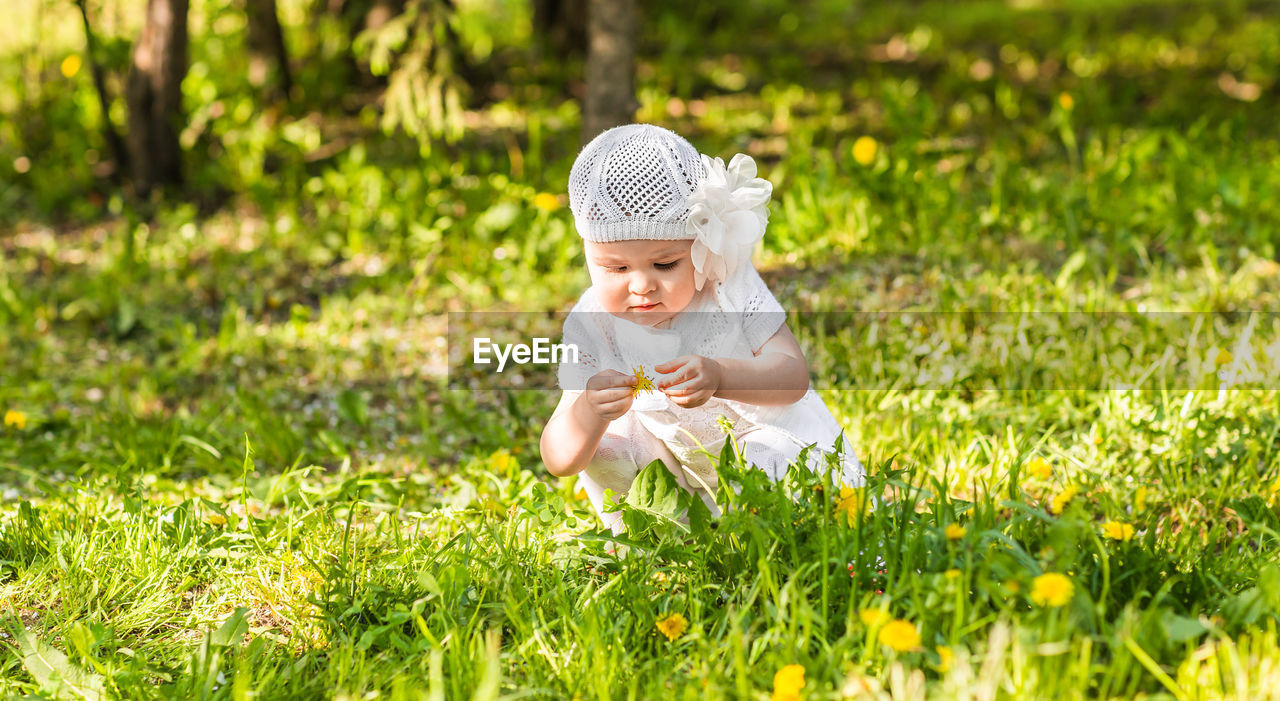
[[657, 323, 809, 408], [540, 370, 637, 476]]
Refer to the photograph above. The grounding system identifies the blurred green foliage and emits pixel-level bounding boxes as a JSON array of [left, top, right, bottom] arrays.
[[2, 0, 1278, 273]]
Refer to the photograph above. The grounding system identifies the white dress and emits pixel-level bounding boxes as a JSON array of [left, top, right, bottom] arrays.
[[556, 266, 865, 528]]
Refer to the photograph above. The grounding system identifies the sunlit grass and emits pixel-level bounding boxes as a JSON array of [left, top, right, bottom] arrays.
[[4, 0, 1280, 696]]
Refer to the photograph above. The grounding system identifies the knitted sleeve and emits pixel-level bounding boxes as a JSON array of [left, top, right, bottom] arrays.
[[723, 266, 787, 353], [556, 290, 609, 391]]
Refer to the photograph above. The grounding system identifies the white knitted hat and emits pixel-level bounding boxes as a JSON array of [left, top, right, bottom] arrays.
[[568, 123, 706, 242]]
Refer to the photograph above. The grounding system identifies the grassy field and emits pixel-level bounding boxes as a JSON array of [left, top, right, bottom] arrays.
[[4, 0, 1280, 698]]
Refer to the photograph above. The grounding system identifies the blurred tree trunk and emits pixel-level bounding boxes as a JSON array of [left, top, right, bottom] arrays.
[[532, 0, 587, 62], [244, 0, 293, 101], [75, 0, 129, 179], [583, 0, 636, 143], [125, 0, 189, 196]]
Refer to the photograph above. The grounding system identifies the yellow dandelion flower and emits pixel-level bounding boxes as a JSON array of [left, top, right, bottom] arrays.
[[1057, 92, 1074, 111], [936, 645, 954, 672], [944, 569, 961, 579], [205, 513, 227, 527], [852, 136, 878, 166], [4, 410, 27, 430], [1102, 520, 1135, 542], [1030, 572, 1073, 607], [1027, 456, 1053, 480], [61, 54, 82, 79], [1004, 579, 1021, 593], [944, 523, 966, 540], [1049, 484, 1079, 515], [1135, 485, 1148, 512], [489, 449, 513, 472], [858, 608, 889, 627], [631, 367, 655, 397], [1215, 348, 1232, 366], [836, 486, 866, 526], [772, 664, 805, 701], [1266, 479, 1280, 507], [533, 192, 561, 212], [656, 612, 688, 642], [877, 619, 921, 652]]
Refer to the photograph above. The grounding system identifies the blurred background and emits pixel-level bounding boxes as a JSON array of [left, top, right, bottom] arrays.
[[2, 0, 1278, 475]]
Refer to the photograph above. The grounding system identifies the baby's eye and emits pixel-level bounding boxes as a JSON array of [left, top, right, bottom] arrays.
[[654, 260, 680, 270], [607, 266, 628, 273]]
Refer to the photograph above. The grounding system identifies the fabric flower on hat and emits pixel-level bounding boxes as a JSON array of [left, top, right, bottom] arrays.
[[685, 153, 772, 290]]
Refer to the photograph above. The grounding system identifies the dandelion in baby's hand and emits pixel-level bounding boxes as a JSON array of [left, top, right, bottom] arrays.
[[1030, 572, 1073, 607], [771, 664, 805, 701], [944, 523, 966, 540], [1102, 520, 1135, 542], [631, 367, 655, 397], [4, 410, 26, 430], [1049, 484, 1080, 515], [877, 619, 921, 652], [655, 612, 688, 642]]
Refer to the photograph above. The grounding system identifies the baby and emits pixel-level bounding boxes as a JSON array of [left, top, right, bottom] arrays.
[[540, 123, 864, 533]]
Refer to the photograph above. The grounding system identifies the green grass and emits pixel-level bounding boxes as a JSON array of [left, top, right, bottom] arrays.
[[4, 0, 1280, 697]]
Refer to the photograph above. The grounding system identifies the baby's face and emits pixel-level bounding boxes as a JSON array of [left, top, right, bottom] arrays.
[[584, 238, 697, 326]]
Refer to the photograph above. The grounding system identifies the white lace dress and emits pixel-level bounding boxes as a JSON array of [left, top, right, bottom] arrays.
[[555, 266, 865, 525]]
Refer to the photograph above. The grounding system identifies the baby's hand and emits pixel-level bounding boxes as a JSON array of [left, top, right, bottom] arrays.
[[656, 356, 722, 409], [585, 369, 637, 421]]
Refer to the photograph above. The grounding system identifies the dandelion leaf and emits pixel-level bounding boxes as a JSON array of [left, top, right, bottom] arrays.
[[686, 490, 713, 540], [1160, 612, 1207, 644], [14, 624, 106, 701], [210, 607, 250, 647], [627, 459, 684, 521], [1226, 496, 1279, 530]]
